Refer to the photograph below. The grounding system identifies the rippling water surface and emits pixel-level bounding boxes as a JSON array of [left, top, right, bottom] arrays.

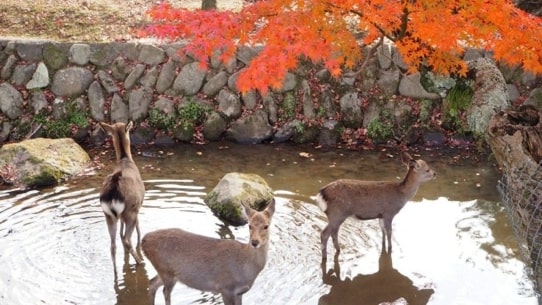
[[0, 143, 538, 305]]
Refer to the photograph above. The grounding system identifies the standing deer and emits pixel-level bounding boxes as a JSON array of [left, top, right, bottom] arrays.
[[316, 152, 435, 261], [99, 121, 145, 266], [142, 198, 276, 305]]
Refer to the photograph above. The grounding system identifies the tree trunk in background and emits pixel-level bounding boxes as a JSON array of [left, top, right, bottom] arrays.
[[202, 0, 217, 10], [488, 105, 542, 292]]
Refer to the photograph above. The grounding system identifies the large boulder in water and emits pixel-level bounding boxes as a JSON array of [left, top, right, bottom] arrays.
[[0, 138, 90, 188], [204, 172, 274, 225]]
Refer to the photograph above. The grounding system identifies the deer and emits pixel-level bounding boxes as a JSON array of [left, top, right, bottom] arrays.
[[99, 121, 145, 266], [142, 198, 276, 305], [316, 151, 436, 261]]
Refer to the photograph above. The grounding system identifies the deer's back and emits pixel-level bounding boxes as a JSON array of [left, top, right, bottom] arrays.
[[320, 179, 408, 217], [142, 228, 265, 292]]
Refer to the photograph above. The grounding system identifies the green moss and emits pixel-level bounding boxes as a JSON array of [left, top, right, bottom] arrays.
[[148, 108, 176, 130], [367, 111, 394, 143], [281, 92, 296, 120]]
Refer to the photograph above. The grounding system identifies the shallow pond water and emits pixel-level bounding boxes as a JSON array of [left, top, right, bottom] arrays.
[[0, 143, 538, 305]]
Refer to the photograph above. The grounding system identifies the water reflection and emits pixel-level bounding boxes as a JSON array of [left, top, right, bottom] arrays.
[[0, 143, 539, 305], [320, 248, 434, 305]]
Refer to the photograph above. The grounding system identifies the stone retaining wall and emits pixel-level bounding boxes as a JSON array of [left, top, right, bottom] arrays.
[[0, 39, 539, 147]]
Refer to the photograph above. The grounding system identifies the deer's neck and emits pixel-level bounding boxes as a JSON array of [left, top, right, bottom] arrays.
[[399, 170, 421, 197]]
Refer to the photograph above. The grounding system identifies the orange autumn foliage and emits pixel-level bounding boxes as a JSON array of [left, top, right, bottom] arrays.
[[145, 0, 542, 94]]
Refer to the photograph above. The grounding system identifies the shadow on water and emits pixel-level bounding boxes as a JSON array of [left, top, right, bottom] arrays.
[[0, 143, 539, 305], [320, 248, 434, 305]]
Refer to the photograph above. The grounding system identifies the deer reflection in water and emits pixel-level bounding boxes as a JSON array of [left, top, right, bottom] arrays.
[[320, 247, 434, 305], [114, 253, 150, 305]]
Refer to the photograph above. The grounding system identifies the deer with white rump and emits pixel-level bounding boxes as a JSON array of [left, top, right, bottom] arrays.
[[99, 121, 145, 266], [142, 198, 276, 305], [316, 152, 436, 261]]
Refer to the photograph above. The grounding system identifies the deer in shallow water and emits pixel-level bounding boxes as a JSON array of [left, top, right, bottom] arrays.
[[142, 198, 276, 305], [316, 152, 436, 261], [99, 121, 145, 265]]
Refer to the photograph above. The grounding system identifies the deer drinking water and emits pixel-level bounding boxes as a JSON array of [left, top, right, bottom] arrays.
[[99, 121, 145, 265], [316, 152, 436, 261], [142, 198, 276, 305]]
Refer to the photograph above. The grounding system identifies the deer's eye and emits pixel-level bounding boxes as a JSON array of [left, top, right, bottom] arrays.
[[249, 225, 253, 230], [264, 225, 269, 230]]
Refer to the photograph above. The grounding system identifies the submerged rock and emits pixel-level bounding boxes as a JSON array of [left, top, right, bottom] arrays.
[[204, 172, 274, 225]]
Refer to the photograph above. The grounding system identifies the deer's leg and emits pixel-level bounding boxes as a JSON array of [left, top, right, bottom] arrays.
[[122, 215, 143, 264], [321, 215, 347, 261], [162, 276, 176, 305], [105, 214, 118, 265], [379, 217, 393, 253], [148, 275, 163, 305]]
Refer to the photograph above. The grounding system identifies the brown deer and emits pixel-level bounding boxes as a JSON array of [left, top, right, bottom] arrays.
[[142, 198, 276, 305], [316, 152, 435, 261], [99, 121, 145, 265]]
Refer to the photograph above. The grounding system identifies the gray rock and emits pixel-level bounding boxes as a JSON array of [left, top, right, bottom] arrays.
[[16, 42, 43, 62], [226, 110, 272, 144], [139, 66, 159, 88], [217, 89, 242, 119], [173, 62, 206, 96], [301, 80, 315, 119], [203, 71, 229, 97], [115, 42, 139, 61], [30, 91, 48, 114], [69, 43, 91, 65], [138, 44, 165, 66], [273, 120, 300, 143], [377, 69, 400, 97], [111, 56, 131, 81], [524, 88, 542, 109], [52, 98, 67, 120], [263, 94, 278, 124], [275, 72, 297, 93], [318, 119, 341, 146], [0, 83, 23, 119], [11, 63, 37, 86], [124, 63, 146, 90], [129, 87, 153, 121], [506, 84, 520, 102], [156, 59, 176, 93], [26, 62, 50, 89], [110, 94, 129, 123], [320, 89, 336, 118], [204, 172, 274, 225], [1, 54, 17, 80], [0, 138, 90, 187], [43, 43, 68, 70], [339, 92, 363, 128], [398, 73, 441, 100], [90, 43, 120, 67], [51, 67, 94, 97], [241, 90, 258, 110], [203, 111, 227, 141], [0, 122, 11, 144], [97, 70, 119, 93], [88, 81, 105, 121], [228, 70, 241, 93], [237, 46, 260, 65]]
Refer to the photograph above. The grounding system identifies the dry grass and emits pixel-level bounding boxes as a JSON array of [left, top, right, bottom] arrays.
[[0, 0, 243, 42]]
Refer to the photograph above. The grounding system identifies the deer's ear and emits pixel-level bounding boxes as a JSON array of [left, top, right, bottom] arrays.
[[401, 151, 413, 165], [126, 121, 134, 131], [264, 198, 276, 217]]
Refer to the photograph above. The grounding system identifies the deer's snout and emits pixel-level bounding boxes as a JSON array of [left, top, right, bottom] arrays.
[[250, 239, 260, 248]]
